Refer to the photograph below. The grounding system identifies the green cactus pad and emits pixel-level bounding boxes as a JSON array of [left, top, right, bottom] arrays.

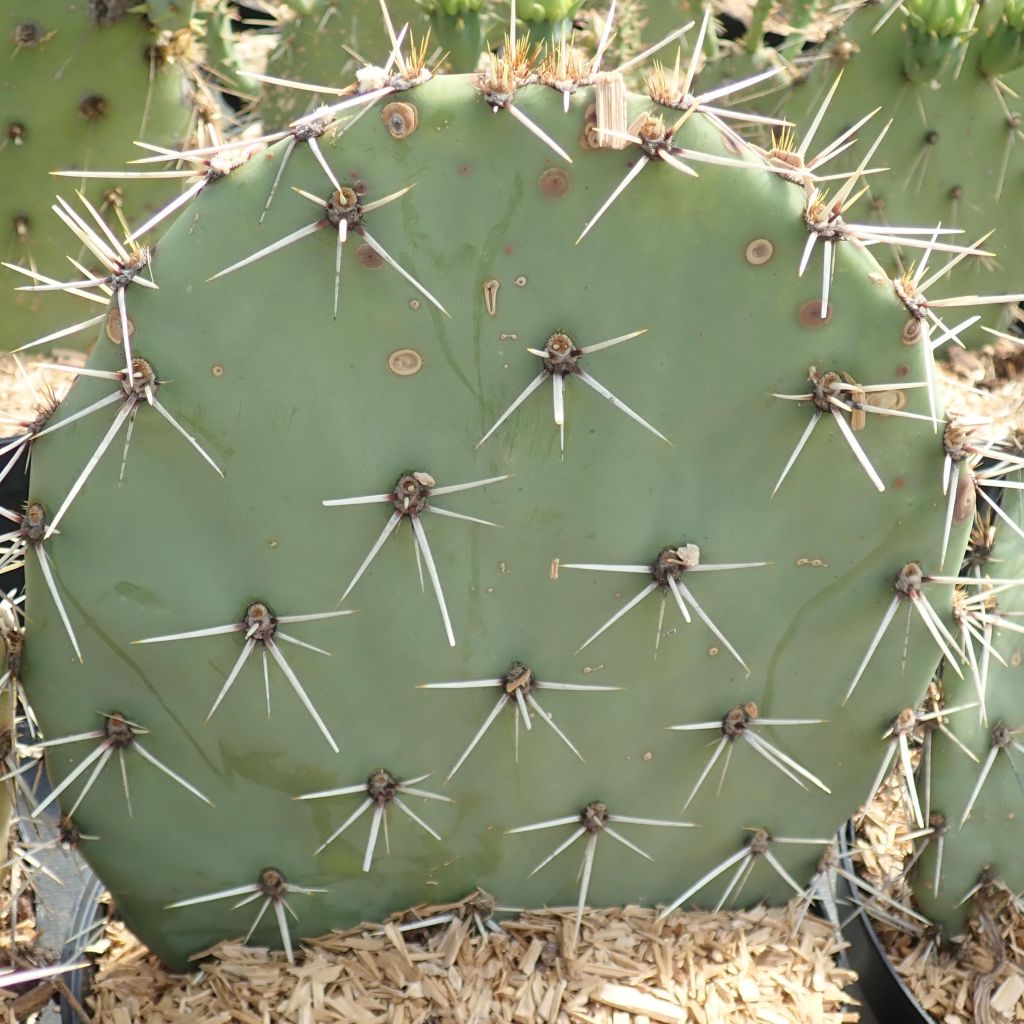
[[23, 67, 971, 968], [0, 0, 202, 353], [740, 0, 1024, 345], [915, 493, 1024, 934]]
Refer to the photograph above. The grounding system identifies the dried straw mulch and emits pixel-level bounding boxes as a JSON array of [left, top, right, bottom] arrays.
[[84, 901, 858, 1024]]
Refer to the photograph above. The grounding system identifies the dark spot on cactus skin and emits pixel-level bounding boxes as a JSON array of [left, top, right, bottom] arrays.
[[258, 868, 287, 899], [538, 168, 571, 198], [11, 216, 29, 243], [892, 478, 905, 489], [20, 502, 47, 544], [924, 130, 939, 145], [798, 299, 832, 326], [103, 712, 136, 749], [78, 95, 109, 121], [356, 244, 384, 269], [367, 769, 399, 805], [12, 21, 44, 47], [895, 364, 910, 377], [6, 123, 25, 145], [244, 602, 277, 642], [382, 102, 418, 139], [949, 185, 964, 200]]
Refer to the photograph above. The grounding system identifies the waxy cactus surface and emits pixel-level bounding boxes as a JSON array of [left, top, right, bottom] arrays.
[[13, 15, 994, 970]]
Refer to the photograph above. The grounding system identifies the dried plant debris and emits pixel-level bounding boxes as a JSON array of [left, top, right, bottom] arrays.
[[84, 899, 858, 1024]]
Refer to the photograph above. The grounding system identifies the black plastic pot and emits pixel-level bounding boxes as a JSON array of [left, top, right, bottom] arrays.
[[14, 783, 103, 1024], [57, 874, 105, 1024]]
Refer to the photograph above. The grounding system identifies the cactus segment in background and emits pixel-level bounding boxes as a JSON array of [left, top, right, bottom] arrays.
[[0, 0, 213, 353], [723, 0, 1024, 346]]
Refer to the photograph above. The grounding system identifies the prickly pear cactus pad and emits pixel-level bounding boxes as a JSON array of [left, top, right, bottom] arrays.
[[747, 0, 1024, 346], [1, 0, 202, 353], [914, 493, 1024, 934], [23, 60, 975, 968]]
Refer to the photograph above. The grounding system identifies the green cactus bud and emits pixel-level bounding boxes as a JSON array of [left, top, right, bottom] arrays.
[[419, 0, 485, 14], [519, 0, 582, 22], [904, 0, 974, 37], [980, 0, 1024, 74]]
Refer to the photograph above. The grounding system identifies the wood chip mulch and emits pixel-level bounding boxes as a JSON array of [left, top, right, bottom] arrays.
[[83, 899, 858, 1024]]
